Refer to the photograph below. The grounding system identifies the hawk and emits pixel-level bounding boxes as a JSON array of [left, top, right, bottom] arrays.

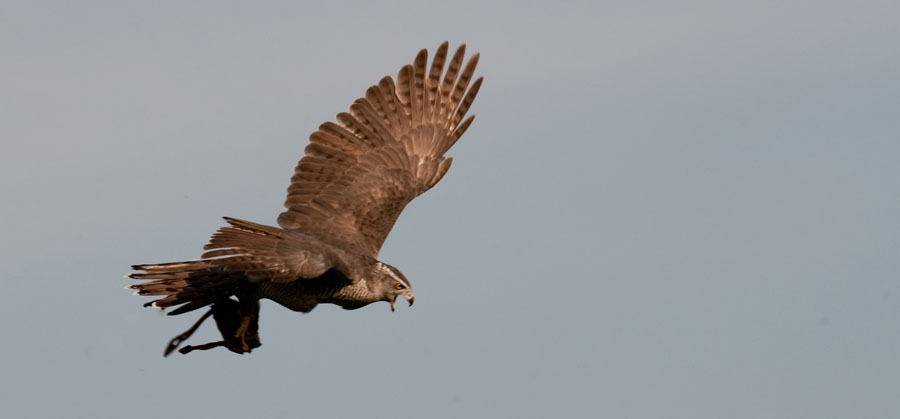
[[127, 42, 482, 356]]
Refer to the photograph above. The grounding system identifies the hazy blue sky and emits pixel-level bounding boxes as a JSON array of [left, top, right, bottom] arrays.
[[2, 1, 899, 418]]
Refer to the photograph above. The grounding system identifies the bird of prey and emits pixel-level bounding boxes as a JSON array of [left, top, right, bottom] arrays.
[[127, 42, 482, 356]]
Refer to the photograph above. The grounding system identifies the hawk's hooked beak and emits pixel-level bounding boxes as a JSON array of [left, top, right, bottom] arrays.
[[390, 292, 414, 312]]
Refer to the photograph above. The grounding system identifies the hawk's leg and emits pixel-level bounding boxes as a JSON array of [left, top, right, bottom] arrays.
[[233, 315, 252, 351], [168, 298, 262, 355], [212, 298, 261, 354]]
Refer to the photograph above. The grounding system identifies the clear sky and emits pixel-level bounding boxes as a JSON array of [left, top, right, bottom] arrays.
[[2, 1, 898, 418]]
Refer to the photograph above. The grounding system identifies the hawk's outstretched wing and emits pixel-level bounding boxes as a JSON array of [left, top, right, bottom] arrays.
[[277, 42, 482, 257]]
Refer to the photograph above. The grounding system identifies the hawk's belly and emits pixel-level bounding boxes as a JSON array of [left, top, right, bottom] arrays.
[[258, 274, 380, 312]]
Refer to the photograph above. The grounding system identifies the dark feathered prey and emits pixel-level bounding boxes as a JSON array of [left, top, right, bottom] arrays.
[[127, 42, 482, 356]]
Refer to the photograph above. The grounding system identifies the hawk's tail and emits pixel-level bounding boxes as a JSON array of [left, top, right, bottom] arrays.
[[128, 261, 262, 356], [127, 260, 244, 315]]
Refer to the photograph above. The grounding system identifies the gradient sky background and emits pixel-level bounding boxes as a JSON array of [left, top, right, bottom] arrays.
[[2, 1, 899, 418]]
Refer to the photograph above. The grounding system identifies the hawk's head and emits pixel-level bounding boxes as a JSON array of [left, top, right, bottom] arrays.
[[374, 261, 414, 311]]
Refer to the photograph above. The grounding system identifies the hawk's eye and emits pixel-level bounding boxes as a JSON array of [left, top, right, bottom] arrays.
[[395, 283, 404, 290]]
